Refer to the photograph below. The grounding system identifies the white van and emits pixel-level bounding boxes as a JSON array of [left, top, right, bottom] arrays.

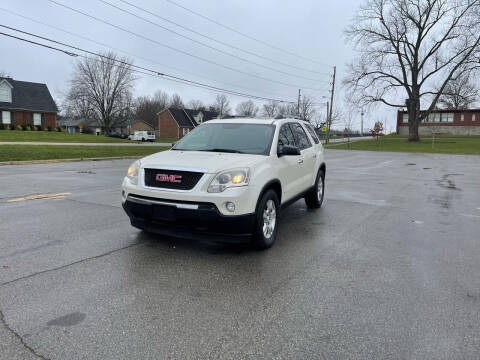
[[129, 131, 156, 142]]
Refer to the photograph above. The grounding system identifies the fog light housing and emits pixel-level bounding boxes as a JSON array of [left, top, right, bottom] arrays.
[[225, 202, 235, 212]]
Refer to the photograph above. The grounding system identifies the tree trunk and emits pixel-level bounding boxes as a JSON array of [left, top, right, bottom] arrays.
[[406, 97, 420, 142]]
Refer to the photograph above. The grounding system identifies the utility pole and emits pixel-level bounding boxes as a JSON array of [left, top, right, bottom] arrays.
[[326, 66, 336, 144], [361, 109, 364, 136], [297, 89, 301, 119]]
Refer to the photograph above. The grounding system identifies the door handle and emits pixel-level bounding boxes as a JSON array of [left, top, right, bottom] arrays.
[[298, 158, 304, 164]]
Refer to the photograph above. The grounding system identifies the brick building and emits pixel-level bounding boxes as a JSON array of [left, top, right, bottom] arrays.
[[397, 109, 480, 135], [158, 108, 220, 139], [0, 77, 57, 129]]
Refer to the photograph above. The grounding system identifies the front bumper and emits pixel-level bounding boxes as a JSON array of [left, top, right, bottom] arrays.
[[122, 194, 256, 243]]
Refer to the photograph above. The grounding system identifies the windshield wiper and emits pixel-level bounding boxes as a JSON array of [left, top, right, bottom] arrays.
[[201, 148, 244, 154]]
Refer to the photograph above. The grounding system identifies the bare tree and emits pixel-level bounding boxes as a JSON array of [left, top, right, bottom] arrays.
[[236, 100, 259, 117], [299, 95, 316, 121], [343, 111, 355, 148], [210, 94, 231, 117], [0, 70, 9, 78], [187, 99, 206, 110], [345, 0, 480, 141], [438, 75, 479, 110], [262, 101, 279, 118], [277, 103, 298, 118], [67, 51, 135, 134], [135, 96, 162, 128], [153, 90, 170, 111], [169, 93, 184, 109]]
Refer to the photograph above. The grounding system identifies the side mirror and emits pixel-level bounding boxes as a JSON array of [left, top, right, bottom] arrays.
[[278, 144, 300, 157]]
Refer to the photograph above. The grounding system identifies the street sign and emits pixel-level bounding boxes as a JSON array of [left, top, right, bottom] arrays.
[[321, 126, 327, 133]]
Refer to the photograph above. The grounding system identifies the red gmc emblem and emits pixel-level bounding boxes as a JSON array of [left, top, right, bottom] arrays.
[[156, 174, 182, 183]]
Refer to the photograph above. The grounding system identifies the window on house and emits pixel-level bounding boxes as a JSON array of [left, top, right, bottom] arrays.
[[427, 113, 434, 123], [433, 113, 441, 122], [472, 114, 476, 122], [460, 114, 464, 121], [445, 113, 454, 123], [33, 113, 42, 126], [1, 111, 11, 124], [182, 128, 190, 136], [0, 82, 12, 103], [402, 114, 408, 123]]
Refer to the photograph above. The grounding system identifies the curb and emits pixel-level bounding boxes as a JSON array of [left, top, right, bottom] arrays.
[[0, 156, 143, 166]]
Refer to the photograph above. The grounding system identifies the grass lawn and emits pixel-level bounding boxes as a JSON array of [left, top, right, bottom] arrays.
[[0, 130, 177, 144], [0, 145, 168, 162], [324, 135, 480, 155]]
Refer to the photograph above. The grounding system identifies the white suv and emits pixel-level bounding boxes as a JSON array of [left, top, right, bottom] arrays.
[[122, 118, 325, 249]]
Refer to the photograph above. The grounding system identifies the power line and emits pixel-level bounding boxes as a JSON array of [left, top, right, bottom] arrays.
[[97, 0, 326, 82], [0, 27, 297, 104], [0, 7, 297, 101], [166, 0, 333, 68], [43, 0, 323, 91], [114, 0, 329, 77]]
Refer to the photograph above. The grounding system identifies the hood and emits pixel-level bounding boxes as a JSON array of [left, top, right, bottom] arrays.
[[140, 150, 266, 173]]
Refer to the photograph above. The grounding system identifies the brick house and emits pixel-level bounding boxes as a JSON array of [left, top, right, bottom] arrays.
[[397, 109, 480, 135], [130, 120, 154, 134], [0, 77, 57, 129], [158, 108, 220, 139]]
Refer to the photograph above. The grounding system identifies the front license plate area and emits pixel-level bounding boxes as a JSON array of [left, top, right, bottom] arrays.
[[152, 204, 176, 221]]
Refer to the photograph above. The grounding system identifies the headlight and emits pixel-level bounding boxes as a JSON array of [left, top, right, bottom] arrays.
[[208, 168, 250, 193], [126, 160, 140, 185]]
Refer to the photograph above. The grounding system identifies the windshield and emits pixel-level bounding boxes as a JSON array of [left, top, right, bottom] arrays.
[[172, 123, 275, 155]]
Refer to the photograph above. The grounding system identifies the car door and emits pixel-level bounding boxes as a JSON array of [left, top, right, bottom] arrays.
[[276, 123, 304, 201], [289, 123, 315, 191]]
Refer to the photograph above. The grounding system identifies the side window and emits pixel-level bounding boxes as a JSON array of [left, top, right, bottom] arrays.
[[289, 123, 312, 151], [278, 124, 295, 147], [304, 123, 320, 144]]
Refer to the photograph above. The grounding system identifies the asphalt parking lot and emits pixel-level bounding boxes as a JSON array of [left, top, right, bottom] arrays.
[[1, 149, 480, 360]]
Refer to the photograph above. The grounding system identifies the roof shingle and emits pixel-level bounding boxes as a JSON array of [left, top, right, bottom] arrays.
[[0, 77, 58, 113]]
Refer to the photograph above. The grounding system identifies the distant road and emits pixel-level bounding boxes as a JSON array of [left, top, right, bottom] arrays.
[[322, 136, 373, 144], [0, 141, 172, 147]]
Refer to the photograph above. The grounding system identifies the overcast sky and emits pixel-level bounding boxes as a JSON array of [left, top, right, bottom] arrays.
[[0, 0, 396, 132]]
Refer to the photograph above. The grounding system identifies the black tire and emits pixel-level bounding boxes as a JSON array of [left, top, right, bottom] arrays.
[[253, 190, 280, 250], [305, 169, 325, 209]]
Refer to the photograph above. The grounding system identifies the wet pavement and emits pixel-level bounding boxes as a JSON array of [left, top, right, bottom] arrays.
[[0, 150, 479, 359]]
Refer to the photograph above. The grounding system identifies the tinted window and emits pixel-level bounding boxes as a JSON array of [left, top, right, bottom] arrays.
[[304, 123, 320, 144], [289, 123, 312, 150], [173, 123, 275, 155], [278, 124, 295, 147]]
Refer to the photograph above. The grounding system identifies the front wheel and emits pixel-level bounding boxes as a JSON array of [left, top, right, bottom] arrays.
[[253, 190, 280, 250], [305, 169, 325, 209]]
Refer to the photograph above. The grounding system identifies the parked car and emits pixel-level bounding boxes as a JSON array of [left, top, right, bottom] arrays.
[[121, 118, 325, 249], [128, 131, 155, 142], [109, 132, 128, 139]]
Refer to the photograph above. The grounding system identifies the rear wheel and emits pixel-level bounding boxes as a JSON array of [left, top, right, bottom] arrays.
[[253, 190, 279, 249], [305, 169, 325, 209]]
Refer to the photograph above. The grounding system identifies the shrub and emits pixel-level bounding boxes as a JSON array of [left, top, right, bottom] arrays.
[[47, 126, 53, 132], [17, 125, 22, 131], [55, 126, 62, 132], [25, 125, 31, 131]]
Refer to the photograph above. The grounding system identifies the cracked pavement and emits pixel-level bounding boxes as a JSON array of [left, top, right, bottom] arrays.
[[1, 150, 479, 359]]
